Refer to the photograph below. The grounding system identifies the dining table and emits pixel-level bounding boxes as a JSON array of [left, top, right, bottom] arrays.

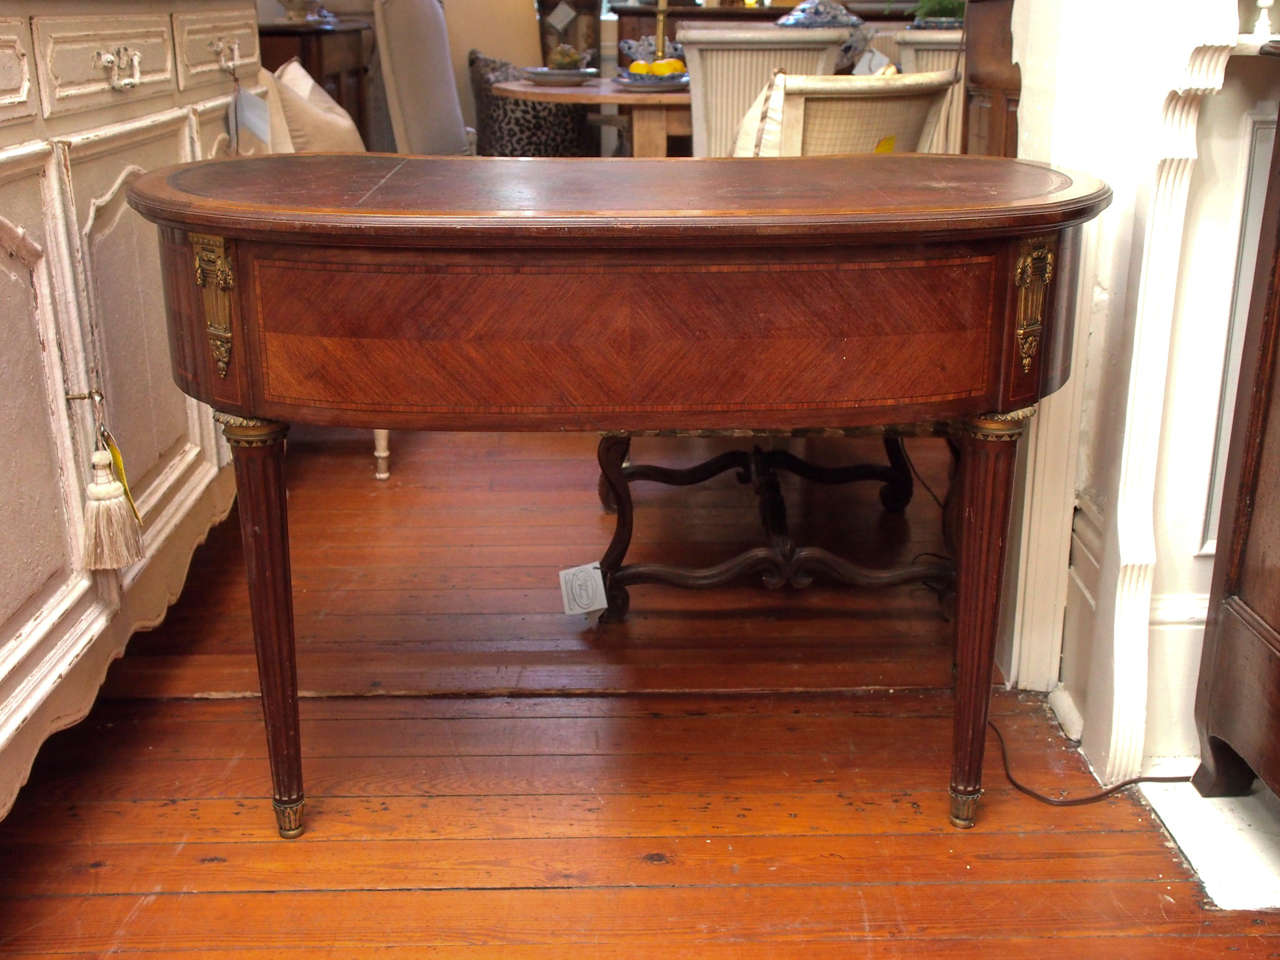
[[491, 79, 692, 157]]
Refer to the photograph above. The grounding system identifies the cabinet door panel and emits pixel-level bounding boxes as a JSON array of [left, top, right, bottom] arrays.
[[0, 149, 74, 633], [63, 112, 196, 510]]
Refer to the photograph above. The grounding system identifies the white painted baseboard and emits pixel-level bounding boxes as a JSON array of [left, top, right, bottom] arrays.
[[1047, 683, 1085, 742]]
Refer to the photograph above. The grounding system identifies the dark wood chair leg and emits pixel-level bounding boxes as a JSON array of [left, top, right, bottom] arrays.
[[949, 410, 1032, 828], [597, 433, 633, 622], [880, 435, 914, 512], [1192, 734, 1256, 797], [216, 413, 304, 839], [597, 471, 618, 514]]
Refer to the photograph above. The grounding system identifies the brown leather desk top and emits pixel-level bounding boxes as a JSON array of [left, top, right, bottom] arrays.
[[129, 153, 1109, 245]]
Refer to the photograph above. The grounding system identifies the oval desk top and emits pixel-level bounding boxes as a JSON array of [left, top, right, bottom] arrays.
[[128, 154, 1110, 246]]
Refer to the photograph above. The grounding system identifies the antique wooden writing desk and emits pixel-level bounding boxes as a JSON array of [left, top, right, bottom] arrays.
[[128, 154, 1109, 838]]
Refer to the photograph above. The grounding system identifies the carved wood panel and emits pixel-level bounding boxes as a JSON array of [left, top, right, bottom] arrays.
[[0, 150, 73, 632], [172, 8, 259, 91], [0, 17, 35, 126], [63, 113, 195, 505], [32, 14, 176, 118]]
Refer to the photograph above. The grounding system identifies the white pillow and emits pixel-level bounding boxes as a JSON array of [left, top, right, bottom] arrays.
[[733, 73, 787, 158], [272, 57, 367, 153]]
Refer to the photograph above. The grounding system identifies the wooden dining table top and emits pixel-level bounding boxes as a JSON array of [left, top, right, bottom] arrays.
[[491, 78, 692, 107]]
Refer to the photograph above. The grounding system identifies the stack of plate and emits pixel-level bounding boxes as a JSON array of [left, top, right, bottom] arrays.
[[522, 67, 599, 86], [612, 73, 689, 92]]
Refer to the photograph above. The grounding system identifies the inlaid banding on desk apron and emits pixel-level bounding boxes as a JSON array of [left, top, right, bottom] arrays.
[[247, 251, 1000, 412]]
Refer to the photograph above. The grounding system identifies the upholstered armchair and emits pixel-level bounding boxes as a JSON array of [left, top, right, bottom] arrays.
[[893, 29, 964, 153], [733, 70, 958, 158], [677, 22, 852, 157]]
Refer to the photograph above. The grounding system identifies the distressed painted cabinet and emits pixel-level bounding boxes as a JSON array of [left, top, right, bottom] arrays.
[[0, 0, 261, 819]]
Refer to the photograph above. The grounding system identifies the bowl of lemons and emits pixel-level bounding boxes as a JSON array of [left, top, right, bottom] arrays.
[[614, 57, 689, 92]]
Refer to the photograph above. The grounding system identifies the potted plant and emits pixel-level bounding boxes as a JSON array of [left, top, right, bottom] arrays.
[[909, 0, 964, 29]]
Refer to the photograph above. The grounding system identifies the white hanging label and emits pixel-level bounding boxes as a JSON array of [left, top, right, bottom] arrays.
[[559, 562, 607, 615], [234, 87, 270, 148]]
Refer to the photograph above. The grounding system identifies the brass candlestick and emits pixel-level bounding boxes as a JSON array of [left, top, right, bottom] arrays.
[[655, 0, 668, 59]]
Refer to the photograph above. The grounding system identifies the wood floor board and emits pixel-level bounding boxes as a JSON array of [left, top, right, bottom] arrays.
[[0, 789, 1154, 846], [6, 939, 1277, 960], [0, 832, 1192, 897], [11, 748, 1125, 807], [42, 712, 1073, 764], [101, 654, 955, 699], [70, 690, 1037, 723], [0, 882, 1268, 954], [137, 600, 950, 649]]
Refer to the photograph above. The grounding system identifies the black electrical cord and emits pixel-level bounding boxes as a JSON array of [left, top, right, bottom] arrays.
[[988, 720, 1191, 806], [899, 437, 944, 510]]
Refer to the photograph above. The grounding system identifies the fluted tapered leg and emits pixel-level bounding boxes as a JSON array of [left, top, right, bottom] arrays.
[[949, 409, 1033, 828], [216, 413, 303, 839]]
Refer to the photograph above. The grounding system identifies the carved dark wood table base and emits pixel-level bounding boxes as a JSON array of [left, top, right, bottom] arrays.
[[594, 433, 947, 622], [128, 154, 1108, 838]]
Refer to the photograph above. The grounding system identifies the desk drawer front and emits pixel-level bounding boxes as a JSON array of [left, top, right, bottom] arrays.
[[248, 253, 999, 421]]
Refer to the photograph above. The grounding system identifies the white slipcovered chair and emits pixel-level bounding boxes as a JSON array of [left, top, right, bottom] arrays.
[[677, 22, 852, 158], [732, 69, 957, 158], [893, 29, 965, 153], [372, 0, 470, 156]]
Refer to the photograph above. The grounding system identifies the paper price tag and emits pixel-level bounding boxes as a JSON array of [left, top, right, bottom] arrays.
[[100, 427, 139, 523], [559, 563, 607, 616]]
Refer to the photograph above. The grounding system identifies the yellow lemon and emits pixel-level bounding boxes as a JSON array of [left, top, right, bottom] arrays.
[[651, 57, 686, 76], [628, 60, 651, 75]]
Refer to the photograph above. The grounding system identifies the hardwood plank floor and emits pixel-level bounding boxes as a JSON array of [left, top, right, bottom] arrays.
[[0, 430, 1275, 957]]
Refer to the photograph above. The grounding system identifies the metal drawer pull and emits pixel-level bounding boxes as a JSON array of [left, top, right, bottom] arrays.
[[209, 38, 246, 77], [96, 46, 142, 91]]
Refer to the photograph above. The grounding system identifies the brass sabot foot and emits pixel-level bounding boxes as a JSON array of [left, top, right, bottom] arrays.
[[274, 799, 304, 839], [948, 789, 980, 829]]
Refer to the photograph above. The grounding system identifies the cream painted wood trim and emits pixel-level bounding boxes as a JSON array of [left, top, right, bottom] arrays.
[[1103, 45, 1234, 782], [1084, 41, 1235, 785]]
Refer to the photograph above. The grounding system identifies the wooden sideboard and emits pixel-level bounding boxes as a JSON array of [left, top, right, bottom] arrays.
[[128, 152, 1109, 839], [0, 0, 260, 821]]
